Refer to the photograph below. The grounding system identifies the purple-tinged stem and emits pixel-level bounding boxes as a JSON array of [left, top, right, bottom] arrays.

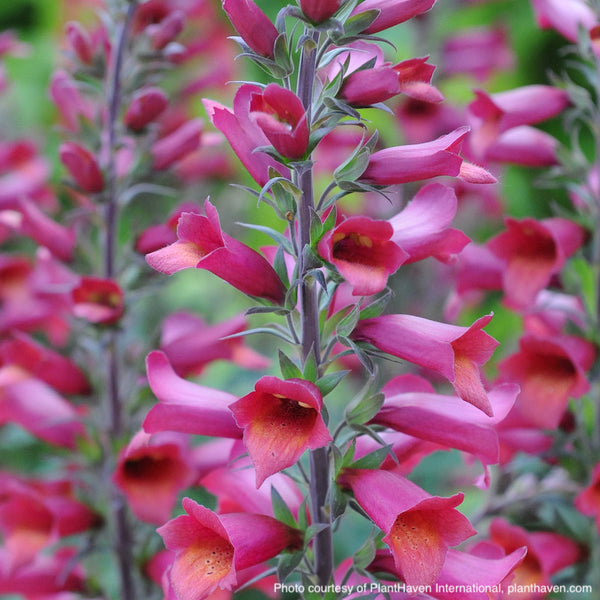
[[104, 3, 137, 599], [296, 29, 334, 586]]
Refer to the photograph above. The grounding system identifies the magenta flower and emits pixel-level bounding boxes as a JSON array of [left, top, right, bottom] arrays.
[[318, 216, 407, 296], [339, 468, 476, 586], [230, 376, 332, 487], [249, 84, 309, 159], [222, 0, 279, 58], [442, 27, 514, 82], [352, 313, 498, 415], [372, 374, 519, 465], [300, 0, 341, 23], [71, 276, 124, 325], [143, 350, 242, 439], [487, 217, 586, 309], [49, 71, 95, 132], [0, 366, 86, 448], [124, 86, 169, 131], [351, 0, 437, 34], [0, 332, 90, 395], [152, 118, 202, 170], [59, 142, 104, 193], [65, 21, 94, 64], [203, 85, 290, 186], [498, 333, 594, 429], [360, 126, 494, 186], [575, 463, 600, 532], [388, 183, 469, 264], [147, 10, 185, 50], [484, 126, 559, 167], [157, 498, 302, 600], [146, 199, 286, 304], [488, 518, 581, 595], [160, 311, 269, 377], [113, 430, 197, 525], [531, 0, 597, 42]]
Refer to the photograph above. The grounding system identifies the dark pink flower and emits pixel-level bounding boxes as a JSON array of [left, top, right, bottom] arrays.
[[575, 463, 600, 531], [339, 468, 476, 586], [49, 71, 95, 132], [531, 0, 597, 42], [230, 376, 332, 487], [353, 313, 498, 415], [488, 518, 581, 598], [157, 498, 302, 600], [483, 126, 559, 166], [388, 183, 469, 264], [0, 141, 49, 205], [351, 0, 437, 34], [65, 21, 94, 64], [222, 0, 279, 58], [372, 374, 519, 465], [318, 216, 407, 296], [144, 350, 242, 439], [300, 0, 341, 23], [113, 430, 197, 524], [203, 85, 290, 186], [59, 142, 104, 193], [487, 217, 586, 309], [147, 10, 185, 50], [72, 277, 124, 325], [249, 84, 309, 159], [160, 312, 269, 377], [498, 333, 594, 429], [442, 27, 514, 82], [124, 86, 169, 131], [360, 126, 495, 186], [146, 199, 286, 304], [152, 118, 202, 170], [0, 332, 90, 395]]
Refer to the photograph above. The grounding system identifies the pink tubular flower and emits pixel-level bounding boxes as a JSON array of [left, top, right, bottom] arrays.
[[487, 217, 586, 309], [498, 333, 594, 430], [65, 21, 94, 64], [59, 142, 104, 193], [249, 84, 309, 159], [72, 276, 124, 325], [372, 374, 519, 465], [531, 0, 597, 42], [0, 332, 90, 395], [152, 118, 202, 170], [230, 376, 332, 487], [147, 10, 185, 50], [203, 85, 290, 186], [300, 0, 341, 23], [146, 199, 286, 304], [144, 350, 242, 439], [222, 0, 279, 58], [352, 313, 498, 415], [49, 71, 95, 132], [442, 27, 514, 82], [318, 216, 408, 296], [113, 430, 197, 525], [0, 141, 49, 206], [360, 126, 494, 186], [575, 463, 600, 531], [157, 498, 302, 600], [488, 518, 581, 598], [351, 0, 437, 34], [339, 468, 476, 586], [483, 126, 559, 167], [160, 312, 269, 377], [388, 183, 470, 264], [124, 86, 169, 131]]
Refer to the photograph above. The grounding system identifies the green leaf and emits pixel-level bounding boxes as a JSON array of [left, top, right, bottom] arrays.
[[353, 534, 377, 570], [277, 550, 304, 582], [273, 33, 293, 75], [303, 348, 319, 383], [345, 392, 384, 425], [336, 304, 360, 337], [273, 245, 291, 287], [341, 9, 380, 37], [279, 350, 302, 380], [271, 486, 297, 528], [331, 482, 348, 521], [237, 222, 295, 255], [570, 257, 597, 321], [360, 289, 392, 320], [315, 370, 349, 396], [351, 444, 393, 470], [337, 336, 375, 373]]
